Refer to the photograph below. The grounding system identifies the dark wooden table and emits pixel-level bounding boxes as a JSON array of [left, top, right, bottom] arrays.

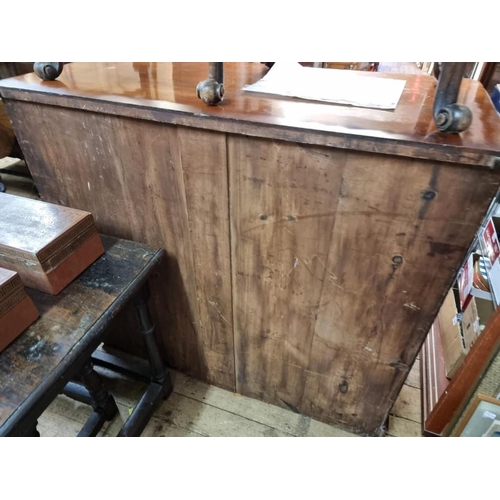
[[0, 235, 172, 437]]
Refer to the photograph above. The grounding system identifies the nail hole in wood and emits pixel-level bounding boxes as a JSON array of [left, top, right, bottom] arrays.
[[421, 189, 436, 201], [392, 255, 404, 266]]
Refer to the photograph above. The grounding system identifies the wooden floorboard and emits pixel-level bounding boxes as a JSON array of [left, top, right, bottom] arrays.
[[404, 360, 421, 389], [36, 361, 422, 437], [155, 392, 294, 437], [38, 408, 88, 437], [173, 372, 355, 437], [386, 415, 422, 437], [390, 384, 422, 424]]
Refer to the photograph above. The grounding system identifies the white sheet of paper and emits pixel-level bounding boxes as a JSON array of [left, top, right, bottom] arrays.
[[243, 62, 406, 110]]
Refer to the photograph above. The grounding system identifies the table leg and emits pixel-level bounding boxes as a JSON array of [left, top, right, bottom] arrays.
[[77, 361, 118, 437], [133, 285, 172, 389], [79, 360, 118, 418], [117, 284, 172, 437], [27, 420, 40, 437]]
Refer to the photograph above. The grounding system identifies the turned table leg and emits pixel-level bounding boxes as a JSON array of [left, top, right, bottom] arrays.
[[117, 284, 172, 437], [134, 286, 166, 384], [26, 420, 40, 437], [77, 360, 118, 437]]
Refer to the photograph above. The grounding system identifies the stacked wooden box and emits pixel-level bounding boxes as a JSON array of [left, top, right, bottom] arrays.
[[0, 193, 104, 351]]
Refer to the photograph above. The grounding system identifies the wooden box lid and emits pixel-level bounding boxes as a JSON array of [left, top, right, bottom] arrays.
[[0, 192, 94, 261]]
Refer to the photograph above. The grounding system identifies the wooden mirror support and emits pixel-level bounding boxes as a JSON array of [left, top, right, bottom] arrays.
[[33, 62, 64, 81], [196, 62, 224, 105], [433, 62, 472, 133]]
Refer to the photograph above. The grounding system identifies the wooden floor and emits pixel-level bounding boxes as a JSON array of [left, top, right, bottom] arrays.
[[37, 358, 421, 437], [0, 157, 39, 199]]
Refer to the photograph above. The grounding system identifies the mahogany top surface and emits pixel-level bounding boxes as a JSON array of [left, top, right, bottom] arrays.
[[0, 62, 499, 161]]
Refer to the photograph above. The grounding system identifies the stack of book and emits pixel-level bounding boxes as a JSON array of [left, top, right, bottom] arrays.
[[0, 193, 105, 350]]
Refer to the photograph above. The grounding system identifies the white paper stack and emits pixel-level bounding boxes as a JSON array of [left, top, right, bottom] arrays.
[[243, 62, 407, 110]]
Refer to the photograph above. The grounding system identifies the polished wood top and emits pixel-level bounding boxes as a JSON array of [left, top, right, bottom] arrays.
[[0, 62, 499, 166]]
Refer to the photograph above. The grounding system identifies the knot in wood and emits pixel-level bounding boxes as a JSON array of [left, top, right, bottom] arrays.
[[339, 380, 349, 394]]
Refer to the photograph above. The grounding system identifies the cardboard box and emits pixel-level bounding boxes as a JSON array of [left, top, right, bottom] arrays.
[[461, 296, 495, 353], [458, 253, 474, 310], [437, 288, 465, 379], [476, 296, 495, 328], [479, 217, 500, 305], [461, 297, 479, 353]]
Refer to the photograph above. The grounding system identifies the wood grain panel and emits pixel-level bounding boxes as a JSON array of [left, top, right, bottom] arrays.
[[229, 136, 347, 410], [0, 100, 15, 158], [177, 128, 234, 390], [4, 100, 234, 390], [301, 155, 499, 434], [230, 138, 499, 434]]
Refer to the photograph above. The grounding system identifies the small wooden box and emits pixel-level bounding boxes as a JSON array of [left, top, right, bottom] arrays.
[[0, 268, 38, 351], [0, 193, 104, 295]]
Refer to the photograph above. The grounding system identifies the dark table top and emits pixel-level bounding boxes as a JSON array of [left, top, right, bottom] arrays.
[[0, 235, 163, 431], [0, 62, 499, 166]]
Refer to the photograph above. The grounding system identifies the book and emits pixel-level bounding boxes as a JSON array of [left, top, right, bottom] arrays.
[[0, 267, 39, 351], [473, 256, 490, 292], [0, 193, 104, 294]]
